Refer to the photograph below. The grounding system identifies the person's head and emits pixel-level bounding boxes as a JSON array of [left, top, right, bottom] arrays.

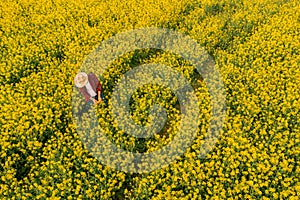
[[74, 72, 88, 88]]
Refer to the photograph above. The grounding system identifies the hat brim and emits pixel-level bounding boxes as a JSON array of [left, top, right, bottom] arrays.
[[75, 73, 88, 88]]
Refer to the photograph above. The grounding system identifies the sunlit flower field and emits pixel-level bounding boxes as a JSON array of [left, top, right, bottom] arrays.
[[0, 0, 299, 199]]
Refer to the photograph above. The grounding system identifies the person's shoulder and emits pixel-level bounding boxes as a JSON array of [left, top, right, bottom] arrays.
[[87, 72, 96, 79], [88, 72, 99, 77]]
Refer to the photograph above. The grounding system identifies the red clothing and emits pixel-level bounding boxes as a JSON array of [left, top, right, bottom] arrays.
[[79, 72, 102, 102]]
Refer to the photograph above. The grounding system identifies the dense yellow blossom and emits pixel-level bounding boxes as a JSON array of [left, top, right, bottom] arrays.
[[0, 0, 299, 199]]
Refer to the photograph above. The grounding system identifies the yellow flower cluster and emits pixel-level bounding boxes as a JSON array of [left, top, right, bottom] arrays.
[[0, 0, 299, 199]]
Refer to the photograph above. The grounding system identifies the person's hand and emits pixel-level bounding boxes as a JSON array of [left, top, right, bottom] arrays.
[[95, 99, 103, 105], [92, 98, 98, 105]]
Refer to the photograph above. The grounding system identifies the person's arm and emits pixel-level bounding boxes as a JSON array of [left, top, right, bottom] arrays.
[[90, 73, 102, 93], [90, 73, 102, 101], [88, 73, 102, 104]]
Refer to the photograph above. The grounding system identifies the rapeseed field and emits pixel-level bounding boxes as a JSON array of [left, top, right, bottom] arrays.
[[0, 0, 299, 199]]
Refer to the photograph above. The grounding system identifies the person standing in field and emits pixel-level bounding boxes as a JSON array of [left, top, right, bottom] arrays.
[[74, 72, 107, 108]]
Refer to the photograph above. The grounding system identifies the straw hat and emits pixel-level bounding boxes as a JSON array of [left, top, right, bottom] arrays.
[[74, 72, 88, 88]]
